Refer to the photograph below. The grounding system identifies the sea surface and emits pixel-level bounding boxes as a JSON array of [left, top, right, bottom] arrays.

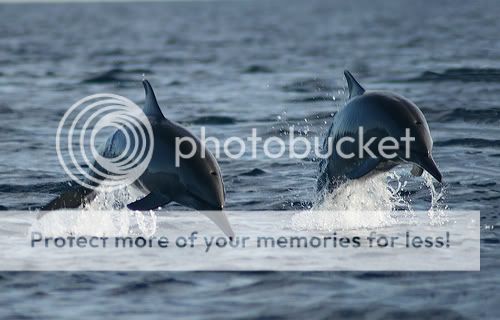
[[0, 0, 499, 319]]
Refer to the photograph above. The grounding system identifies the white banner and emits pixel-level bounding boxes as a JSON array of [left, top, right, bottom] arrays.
[[0, 210, 480, 271]]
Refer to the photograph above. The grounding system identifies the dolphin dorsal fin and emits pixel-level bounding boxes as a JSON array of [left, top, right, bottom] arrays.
[[142, 80, 164, 118], [344, 70, 365, 99]]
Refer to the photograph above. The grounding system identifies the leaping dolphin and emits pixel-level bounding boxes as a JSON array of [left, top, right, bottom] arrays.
[[42, 80, 234, 238], [317, 70, 442, 194]]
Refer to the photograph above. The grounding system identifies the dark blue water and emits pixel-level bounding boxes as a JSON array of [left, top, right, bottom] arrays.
[[0, 0, 499, 318]]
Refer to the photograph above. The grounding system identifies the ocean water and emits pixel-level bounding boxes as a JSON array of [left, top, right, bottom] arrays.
[[0, 0, 499, 318]]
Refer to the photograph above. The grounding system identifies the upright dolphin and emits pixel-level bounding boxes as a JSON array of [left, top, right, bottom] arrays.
[[42, 80, 234, 238], [317, 70, 442, 193]]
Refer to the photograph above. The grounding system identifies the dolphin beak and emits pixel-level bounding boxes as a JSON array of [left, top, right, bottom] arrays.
[[202, 211, 235, 240], [416, 155, 442, 183]]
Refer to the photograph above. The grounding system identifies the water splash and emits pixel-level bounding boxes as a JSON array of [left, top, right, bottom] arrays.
[[31, 208, 131, 237], [291, 170, 446, 231], [314, 173, 404, 211], [86, 185, 140, 210], [32, 186, 157, 237], [291, 173, 404, 231], [423, 172, 449, 225]]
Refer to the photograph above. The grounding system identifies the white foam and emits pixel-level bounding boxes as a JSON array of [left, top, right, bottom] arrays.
[[31, 209, 132, 237], [32, 186, 157, 237], [33, 171, 448, 237], [291, 171, 446, 231]]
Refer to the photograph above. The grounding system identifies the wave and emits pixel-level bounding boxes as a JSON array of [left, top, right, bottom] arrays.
[[435, 138, 500, 148], [283, 111, 336, 123], [240, 168, 267, 176], [0, 103, 14, 114], [82, 68, 152, 84], [409, 68, 500, 82], [92, 49, 126, 57], [242, 65, 273, 74], [0, 181, 74, 194], [109, 277, 196, 296], [282, 78, 336, 93], [168, 80, 183, 86], [422, 107, 500, 124], [190, 116, 237, 125], [150, 55, 216, 65], [262, 126, 318, 138], [286, 95, 334, 103]]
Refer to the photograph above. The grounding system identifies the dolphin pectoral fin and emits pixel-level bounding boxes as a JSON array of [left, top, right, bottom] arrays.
[[411, 165, 424, 177], [344, 70, 365, 99], [202, 211, 235, 240], [127, 192, 171, 211], [346, 157, 381, 179]]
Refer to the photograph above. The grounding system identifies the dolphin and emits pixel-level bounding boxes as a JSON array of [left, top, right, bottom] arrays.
[[42, 80, 234, 238], [317, 70, 442, 193]]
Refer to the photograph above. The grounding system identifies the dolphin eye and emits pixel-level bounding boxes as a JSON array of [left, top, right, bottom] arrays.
[[415, 120, 422, 125], [210, 171, 217, 176]]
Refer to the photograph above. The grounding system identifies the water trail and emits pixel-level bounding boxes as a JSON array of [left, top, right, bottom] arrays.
[[32, 186, 157, 237]]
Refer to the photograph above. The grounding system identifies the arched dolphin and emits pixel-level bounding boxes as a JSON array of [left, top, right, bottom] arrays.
[[317, 70, 442, 193], [42, 80, 234, 238]]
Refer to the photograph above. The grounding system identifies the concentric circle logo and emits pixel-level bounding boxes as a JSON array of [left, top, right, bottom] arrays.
[[56, 94, 154, 190]]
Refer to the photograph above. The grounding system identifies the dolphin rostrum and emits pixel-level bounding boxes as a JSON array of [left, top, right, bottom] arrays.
[[42, 80, 234, 238], [317, 70, 442, 193]]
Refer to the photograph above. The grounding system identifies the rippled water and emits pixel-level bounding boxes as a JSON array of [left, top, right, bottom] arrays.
[[0, 0, 499, 318]]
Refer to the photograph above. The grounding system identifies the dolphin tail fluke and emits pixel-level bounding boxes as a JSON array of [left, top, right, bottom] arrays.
[[40, 185, 95, 210], [203, 211, 235, 240], [344, 70, 365, 99]]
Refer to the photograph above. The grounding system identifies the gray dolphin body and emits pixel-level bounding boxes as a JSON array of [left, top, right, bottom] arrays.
[[42, 80, 234, 238], [317, 70, 442, 193]]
